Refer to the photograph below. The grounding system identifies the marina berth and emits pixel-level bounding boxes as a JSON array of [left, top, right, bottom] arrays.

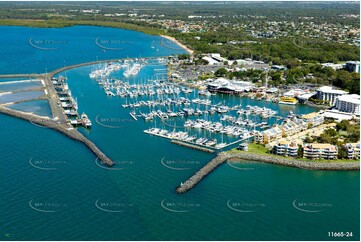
[[123, 63, 143, 78], [86, 60, 288, 152]]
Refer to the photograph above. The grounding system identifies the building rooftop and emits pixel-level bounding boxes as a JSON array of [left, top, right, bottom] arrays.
[[304, 143, 337, 150], [302, 112, 320, 120], [346, 61, 360, 65], [318, 86, 348, 95], [337, 94, 360, 104], [323, 110, 358, 121]]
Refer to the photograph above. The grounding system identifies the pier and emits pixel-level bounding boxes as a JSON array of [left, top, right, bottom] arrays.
[[171, 140, 215, 153]]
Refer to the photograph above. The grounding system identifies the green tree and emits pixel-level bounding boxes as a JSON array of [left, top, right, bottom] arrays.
[[215, 67, 228, 77]]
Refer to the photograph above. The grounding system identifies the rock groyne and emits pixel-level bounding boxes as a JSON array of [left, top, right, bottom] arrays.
[[0, 107, 113, 166], [176, 151, 359, 194]]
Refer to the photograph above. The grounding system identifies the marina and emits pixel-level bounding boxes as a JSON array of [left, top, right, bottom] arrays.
[[84, 61, 292, 152]]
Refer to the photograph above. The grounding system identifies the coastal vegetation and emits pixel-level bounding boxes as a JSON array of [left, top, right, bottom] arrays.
[[0, 18, 165, 35], [171, 29, 359, 64], [211, 62, 360, 94]]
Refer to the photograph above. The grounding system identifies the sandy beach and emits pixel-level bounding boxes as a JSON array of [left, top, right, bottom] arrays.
[[160, 35, 194, 55]]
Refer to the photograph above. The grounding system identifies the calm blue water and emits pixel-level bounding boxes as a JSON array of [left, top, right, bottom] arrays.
[[8, 99, 52, 117], [0, 78, 27, 83], [0, 90, 44, 104], [0, 80, 42, 92], [0, 26, 359, 241], [0, 26, 185, 74]]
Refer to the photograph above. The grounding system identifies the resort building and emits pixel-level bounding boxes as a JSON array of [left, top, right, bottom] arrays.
[[322, 109, 360, 121], [271, 65, 287, 71], [283, 89, 311, 98], [344, 61, 360, 73], [273, 141, 298, 157], [301, 112, 324, 127], [334, 94, 360, 115], [258, 119, 308, 144], [202, 56, 219, 65], [303, 143, 338, 160], [316, 86, 348, 106], [343, 143, 360, 160], [321, 63, 344, 70], [254, 130, 265, 143], [261, 126, 283, 144], [207, 78, 255, 94], [210, 53, 228, 63], [279, 119, 308, 137], [279, 120, 299, 136]]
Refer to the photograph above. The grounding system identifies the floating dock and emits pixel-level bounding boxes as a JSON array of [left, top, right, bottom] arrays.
[[171, 140, 215, 153]]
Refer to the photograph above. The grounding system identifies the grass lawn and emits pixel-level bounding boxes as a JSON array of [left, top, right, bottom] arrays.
[[227, 143, 271, 155]]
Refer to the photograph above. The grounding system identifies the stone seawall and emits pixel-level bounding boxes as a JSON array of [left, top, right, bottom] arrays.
[[226, 152, 360, 171], [176, 151, 359, 194], [0, 107, 113, 166]]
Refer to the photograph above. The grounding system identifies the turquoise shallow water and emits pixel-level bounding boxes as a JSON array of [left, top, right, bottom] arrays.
[[0, 80, 42, 92], [8, 99, 52, 117], [0, 26, 359, 241], [0, 90, 44, 104]]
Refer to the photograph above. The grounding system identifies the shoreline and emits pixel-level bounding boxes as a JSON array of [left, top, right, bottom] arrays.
[[160, 35, 194, 55], [176, 151, 359, 194]]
